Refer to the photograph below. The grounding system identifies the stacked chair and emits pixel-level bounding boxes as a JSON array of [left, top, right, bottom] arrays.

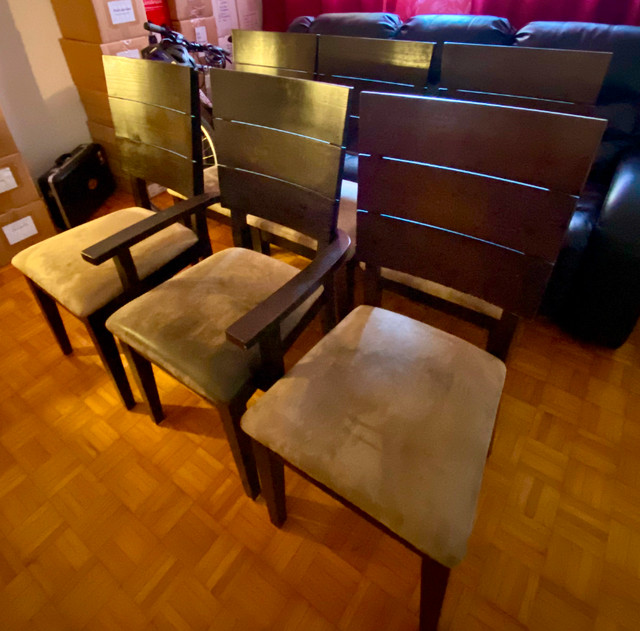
[[238, 93, 606, 629], [90, 69, 352, 499], [11, 57, 216, 408]]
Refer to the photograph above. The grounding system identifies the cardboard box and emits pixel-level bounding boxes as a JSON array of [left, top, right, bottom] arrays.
[[0, 153, 40, 214], [0, 200, 57, 267], [171, 16, 218, 45], [211, 0, 238, 39], [60, 36, 148, 93], [166, 0, 212, 21], [0, 110, 18, 158], [52, 0, 149, 44], [78, 88, 113, 127], [235, 0, 261, 30]]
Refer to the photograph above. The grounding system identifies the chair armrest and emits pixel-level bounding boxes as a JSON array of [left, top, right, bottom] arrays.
[[598, 150, 640, 248], [226, 229, 351, 349], [81, 192, 218, 265]]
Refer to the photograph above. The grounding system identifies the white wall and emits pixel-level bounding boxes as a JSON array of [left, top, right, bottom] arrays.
[[0, 0, 89, 177]]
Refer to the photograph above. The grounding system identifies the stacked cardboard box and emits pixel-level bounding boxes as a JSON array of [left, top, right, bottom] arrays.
[[0, 110, 56, 266], [52, 0, 151, 192]]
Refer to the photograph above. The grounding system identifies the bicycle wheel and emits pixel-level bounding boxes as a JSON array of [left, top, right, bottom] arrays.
[[201, 119, 217, 167]]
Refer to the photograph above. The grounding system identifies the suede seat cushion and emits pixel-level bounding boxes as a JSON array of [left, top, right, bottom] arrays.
[[241, 305, 506, 567], [107, 247, 321, 405], [11, 208, 198, 318]]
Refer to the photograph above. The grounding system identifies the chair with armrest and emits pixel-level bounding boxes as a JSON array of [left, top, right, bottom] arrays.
[[96, 69, 352, 499], [238, 93, 606, 629], [11, 56, 215, 409], [439, 42, 611, 115]]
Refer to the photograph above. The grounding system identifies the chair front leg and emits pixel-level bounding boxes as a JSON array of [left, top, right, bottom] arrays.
[[219, 399, 261, 500], [85, 314, 135, 410], [253, 441, 287, 527], [26, 278, 72, 355], [120, 343, 164, 422], [419, 555, 450, 631]]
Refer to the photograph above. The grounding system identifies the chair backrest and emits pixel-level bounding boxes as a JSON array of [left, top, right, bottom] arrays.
[[103, 56, 203, 204], [232, 30, 317, 79], [209, 68, 351, 249], [357, 92, 607, 318], [440, 43, 612, 115], [316, 35, 434, 150]]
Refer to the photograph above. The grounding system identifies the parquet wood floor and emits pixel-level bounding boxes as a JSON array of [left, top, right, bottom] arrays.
[[1, 191, 639, 629]]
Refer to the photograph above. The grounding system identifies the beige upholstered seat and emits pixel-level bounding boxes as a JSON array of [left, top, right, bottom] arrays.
[[107, 247, 319, 405], [242, 304, 506, 566], [12, 209, 197, 318]]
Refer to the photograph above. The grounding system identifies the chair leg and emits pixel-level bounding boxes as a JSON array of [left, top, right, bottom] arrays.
[[219, 399, 261, 499], [85, 315, 135, 410], [119, 343, 164, 423], [26, 279, 72, 355], [419, 555, 450, 631], [253, 441, 287, 527]]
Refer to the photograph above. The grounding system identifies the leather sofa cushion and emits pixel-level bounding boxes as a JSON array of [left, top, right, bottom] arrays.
[[396, 14, 515, 83], [308, 12, 402, 38]]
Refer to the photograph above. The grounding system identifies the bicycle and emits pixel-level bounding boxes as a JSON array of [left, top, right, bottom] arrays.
[[141, 22, 231, 167]]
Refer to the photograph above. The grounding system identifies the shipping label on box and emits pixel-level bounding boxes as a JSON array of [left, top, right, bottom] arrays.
[[0, 200, 57, 267], [107, 0, 137, 24], [0, 153, 40, 213], [211, 0, 238, 38]]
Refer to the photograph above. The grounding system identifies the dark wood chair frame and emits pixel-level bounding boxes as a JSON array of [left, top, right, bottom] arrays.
[[85, 69, 353, 498], [23, 57, 217, 410], [238, 92, 607, 629]]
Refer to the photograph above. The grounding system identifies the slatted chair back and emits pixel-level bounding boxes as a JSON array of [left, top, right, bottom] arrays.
[[440, 43, 612, 115], [209, 68, 351, 250], [357, 92, 606, 352], [316, 35, 434, 151], [232, 29, 318, 79], [103, 56, 203, 205]]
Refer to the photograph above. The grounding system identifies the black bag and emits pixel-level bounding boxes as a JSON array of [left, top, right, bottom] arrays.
[[38, 143, 115, 230]]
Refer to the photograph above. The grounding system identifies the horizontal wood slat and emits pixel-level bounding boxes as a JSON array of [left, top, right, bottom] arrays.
[[232, 30, 317, 73], [219, 166, 337, 243], [109, 98, 193, 157], [210, 68, 351, 146], [358, 155, 577, 262], [359, 93, 607, 195], [103, 56, 194, 113], [357, 211, 552, 318], [441, 43, 611, 105], [117, 138, 196, 198], [317, 35, 433, 88], [214, 119, 343, 198], [234, 63, 314, 80]]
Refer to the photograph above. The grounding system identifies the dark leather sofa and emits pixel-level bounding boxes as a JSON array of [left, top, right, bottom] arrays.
[[289, 13, 640, 348]]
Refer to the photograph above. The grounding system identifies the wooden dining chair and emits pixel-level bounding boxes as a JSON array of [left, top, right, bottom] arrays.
[[238, 93, 606, 629], [95, 70, 352, 499], [232, 29, 318, 79], [439, 42, 611, 115], [11, 56, 215, 409]]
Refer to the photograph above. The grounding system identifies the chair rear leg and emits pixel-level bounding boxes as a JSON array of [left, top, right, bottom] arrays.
[[26, 279, 72, 355], [85, 315, 135, 410], [419, 555, 450, 631], [253, 441, 287, 526], [219, 400, 261, 499], [120, 343, 164, 423]]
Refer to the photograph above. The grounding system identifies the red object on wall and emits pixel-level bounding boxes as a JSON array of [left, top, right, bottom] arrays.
[[143, 0, 172, 26]]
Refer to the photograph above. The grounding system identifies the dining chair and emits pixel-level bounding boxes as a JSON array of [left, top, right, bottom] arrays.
[[96, 69, 352, 499], [439, 42, 611, 115], [11, 56, 216, 409], [238, 93, 606, 629], [232, 29, 318, 79]]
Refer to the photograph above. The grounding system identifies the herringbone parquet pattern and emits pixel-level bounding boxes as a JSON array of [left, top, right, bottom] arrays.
[[1, 191, 639, 629]]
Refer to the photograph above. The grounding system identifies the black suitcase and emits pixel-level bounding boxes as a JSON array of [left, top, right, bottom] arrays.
[[38, 143, 116, 231]]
